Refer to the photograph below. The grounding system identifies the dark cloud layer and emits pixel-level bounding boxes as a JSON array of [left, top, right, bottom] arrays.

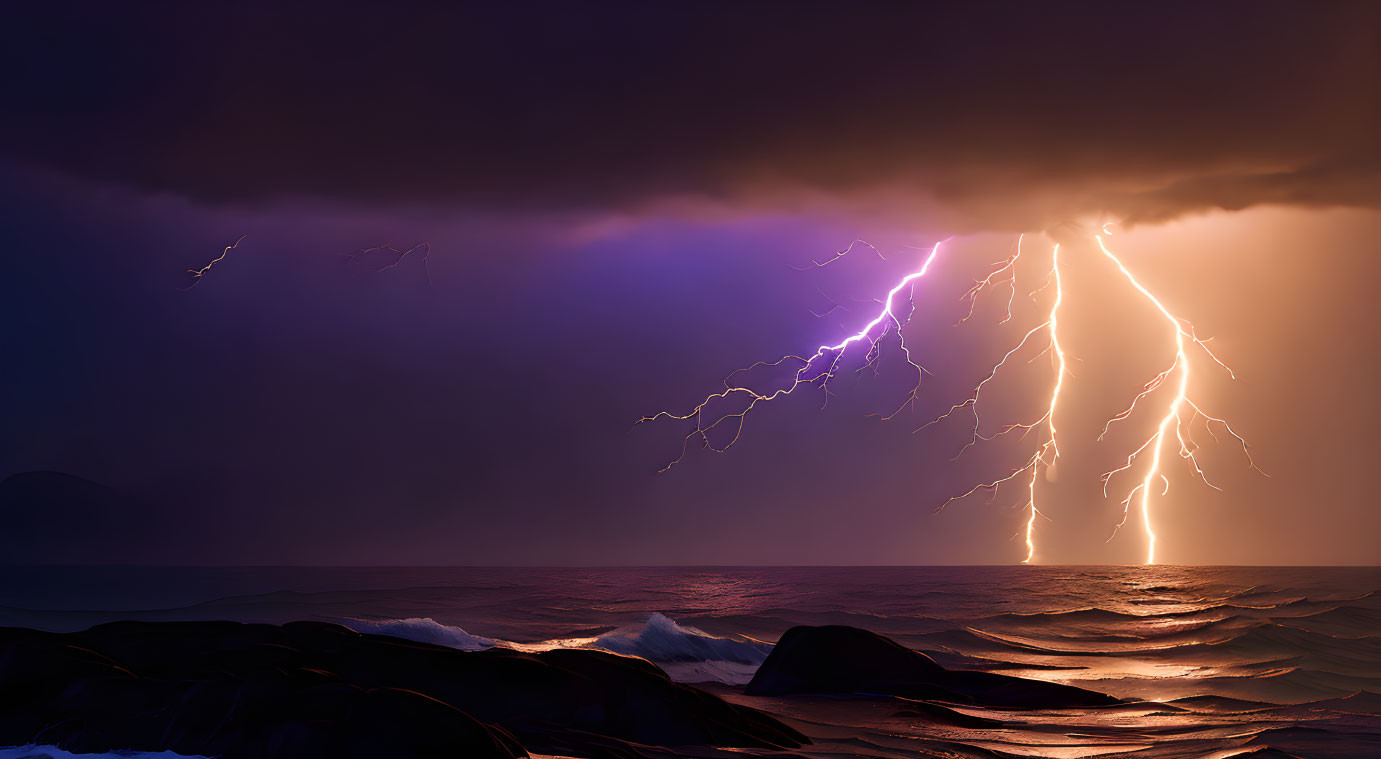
[[4, 1, 1378, 227], [3, 5, 1381, 566]]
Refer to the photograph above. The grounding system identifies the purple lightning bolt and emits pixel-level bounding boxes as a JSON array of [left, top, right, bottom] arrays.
[[641, 240, 946, 472]]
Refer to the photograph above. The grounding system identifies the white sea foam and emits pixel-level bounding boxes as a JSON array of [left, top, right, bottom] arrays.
[[0, 747, 209, 759], [594, 612, 771, 665], [350, 611, 771, 685], [347, 616, 498, 651]]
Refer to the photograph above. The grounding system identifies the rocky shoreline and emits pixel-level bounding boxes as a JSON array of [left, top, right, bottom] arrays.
[[0, 620, 1125, 758], [0, 620, 804, 759]]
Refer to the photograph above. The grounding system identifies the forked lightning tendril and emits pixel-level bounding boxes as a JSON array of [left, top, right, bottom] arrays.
[[639, 241, 944, 473], [1094, 234, 1258, 564], [182, 235, 247, 290]]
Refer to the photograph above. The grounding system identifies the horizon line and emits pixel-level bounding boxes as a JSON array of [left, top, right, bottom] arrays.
[[4, 563, 1379, 569]]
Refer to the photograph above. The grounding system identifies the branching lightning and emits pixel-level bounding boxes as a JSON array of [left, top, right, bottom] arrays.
[[1094, 234, 1258, 564], [342, 242, 433, 286], [646, 230, 1259, 564], [790, 239, 888, 270], [182, 237, 435, 291], [182, 235, 247, 290], [926, 242, 1066, 563], [639, 240, 944, 472], [957, 233, 1025, 326]]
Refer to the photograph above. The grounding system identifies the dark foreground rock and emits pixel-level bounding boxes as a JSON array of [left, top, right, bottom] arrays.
[[747, 625, 1120, 708], [0, 620, 807, 759]]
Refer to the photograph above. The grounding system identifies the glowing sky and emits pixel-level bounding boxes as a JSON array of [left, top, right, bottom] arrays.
[[1, 1, 1378, 565]]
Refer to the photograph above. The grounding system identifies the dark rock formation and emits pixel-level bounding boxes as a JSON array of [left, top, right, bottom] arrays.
[[746, 625, 1120, 708], [746, 624, 951, 700], [0, 620, 807, 758]]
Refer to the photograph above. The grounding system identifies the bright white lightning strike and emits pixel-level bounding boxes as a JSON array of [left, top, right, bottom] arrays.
[[924, 242, 1065, 563], [1094, 234, 1258, 564]]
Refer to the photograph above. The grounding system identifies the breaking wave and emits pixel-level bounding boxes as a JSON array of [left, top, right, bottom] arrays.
[[4, 566, 1377, 757], [347, 616, 498, 651], [349, 611, 770, 684], [594, 612, 770, 664]]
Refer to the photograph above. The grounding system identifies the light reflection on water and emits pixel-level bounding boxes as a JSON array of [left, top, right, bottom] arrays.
[[2, 565, 1378, 757]]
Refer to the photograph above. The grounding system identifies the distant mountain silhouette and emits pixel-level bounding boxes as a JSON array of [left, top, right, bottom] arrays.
[[0, 471, 178, 563]]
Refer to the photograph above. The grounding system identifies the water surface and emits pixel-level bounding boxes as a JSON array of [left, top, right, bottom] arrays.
[[3, 565, 1377, 757]]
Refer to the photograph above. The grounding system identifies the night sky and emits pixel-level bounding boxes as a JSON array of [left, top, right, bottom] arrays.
[[2, 1, 1379, 565]]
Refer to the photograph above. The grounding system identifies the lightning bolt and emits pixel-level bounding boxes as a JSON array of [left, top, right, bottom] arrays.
[[1027, 243, 1066, 563], [342, 242, 433, 286], [925, 243, 1065, 564], [1094, 234, 1257, 565], [957, 233, 1025, 326], [647, 231, 1258, 564], [640, 240, 945, 472], [790, 239, 888, 270], [182, 235, 247, 290]]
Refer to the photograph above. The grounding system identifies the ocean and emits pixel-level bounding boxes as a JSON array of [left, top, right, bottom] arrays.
[[2, 565, 1378, 758]]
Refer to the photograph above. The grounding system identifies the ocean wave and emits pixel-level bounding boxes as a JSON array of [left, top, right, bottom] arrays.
[[1083, 664, 1381, 704], [1273, 604, 1381, 637], [594, 612, 771, 665], [1167, 694, 1278, 713], [963, 617, 1258, 653], [1135, 622, 1381, 676], [976, 596, 1349, 627], [978, 607, 1158, 626], [1296, 690, 1381, 716], [345, 616, 499, 651], [1239, 724, 1381, 758], [956, 600, 1376, 652], [350, 612, 771, 685]]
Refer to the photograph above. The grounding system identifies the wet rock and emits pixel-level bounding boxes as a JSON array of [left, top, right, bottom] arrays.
[[747, 625, 1119, 708], [0, 620, 807, 758]]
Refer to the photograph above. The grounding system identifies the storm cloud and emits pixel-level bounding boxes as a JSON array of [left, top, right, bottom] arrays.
[[4, 1, 1378, 228]]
